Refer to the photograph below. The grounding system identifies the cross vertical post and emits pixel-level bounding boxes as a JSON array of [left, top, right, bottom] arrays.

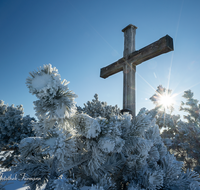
[[122, 24, 137, 116]]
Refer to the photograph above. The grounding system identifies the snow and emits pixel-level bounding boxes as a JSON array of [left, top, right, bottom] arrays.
[[100, 138, 115, 153], [1, 169, 28, 190], [16, 187, 30, 190], [149, 175, 155, 184], [45, 137, 57, 147], [31, 74, 52, 90], [1, 170, 46, 190], [74, 114, 101, 139], [0, 153, 45, 190], [0, 169, 92, 190], [55, 103, 66, 118], [80, 187, 91, 190], [20, 137, 42, 151], [87, 119, 101, 139]]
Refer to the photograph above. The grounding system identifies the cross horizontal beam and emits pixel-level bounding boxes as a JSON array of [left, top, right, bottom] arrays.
[[100, 35, 173, 79]]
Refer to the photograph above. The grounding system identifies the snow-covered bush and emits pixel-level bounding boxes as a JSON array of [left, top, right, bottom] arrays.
[[77, 93, 121, 120], [170, 90, 200, 173], [9, 65, 200, 189], [149, 86, 200, 174], [0, 100, 36, 168]]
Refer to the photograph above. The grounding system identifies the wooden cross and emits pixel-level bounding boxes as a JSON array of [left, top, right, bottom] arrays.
[[100, 24, 174, 117]]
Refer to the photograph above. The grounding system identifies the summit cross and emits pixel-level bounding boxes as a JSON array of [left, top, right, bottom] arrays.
[[100, 24, 174, 117]]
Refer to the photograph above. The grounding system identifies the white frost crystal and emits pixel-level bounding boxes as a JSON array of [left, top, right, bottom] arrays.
[[55, 103, 67, 119], [73, 113, 101, 138], [98, 137, 115, 153], [98, 136, 125, 153], [31, 73, 53, 91]]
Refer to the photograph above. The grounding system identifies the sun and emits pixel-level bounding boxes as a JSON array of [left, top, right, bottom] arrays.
[[159, 95, 174, 108], [150, 85, 178, 112], [158, 94, 176, 111]]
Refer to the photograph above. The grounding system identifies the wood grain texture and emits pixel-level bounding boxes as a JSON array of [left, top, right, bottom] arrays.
[[100, 35, 173, 79]]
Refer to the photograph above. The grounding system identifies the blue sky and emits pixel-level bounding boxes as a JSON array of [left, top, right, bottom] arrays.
[[1, 0, 200, 120]]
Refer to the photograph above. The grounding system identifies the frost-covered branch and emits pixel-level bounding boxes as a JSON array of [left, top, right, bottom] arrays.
[[7, 65, 200, 190]]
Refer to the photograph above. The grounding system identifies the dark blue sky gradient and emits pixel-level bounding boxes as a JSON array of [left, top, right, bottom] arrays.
[[1, 0, 200, 119]]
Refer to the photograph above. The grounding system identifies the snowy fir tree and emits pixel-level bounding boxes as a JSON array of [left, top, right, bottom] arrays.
[[0, 100, 36, 168], [77, 93, 121, 120], [149, 85, 200, 174], [1, 64, 200, 189]]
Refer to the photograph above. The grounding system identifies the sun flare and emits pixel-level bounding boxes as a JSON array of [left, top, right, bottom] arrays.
[[158, 94, 175, 109]]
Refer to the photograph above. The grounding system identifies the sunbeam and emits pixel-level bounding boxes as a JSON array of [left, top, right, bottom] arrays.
[[167, 0, 184, 90]]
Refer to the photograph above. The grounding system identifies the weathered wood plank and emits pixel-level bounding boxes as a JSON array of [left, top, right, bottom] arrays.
[[100, 35, 173, 79], [127, 35, 173, 65], [100, 57, 125, 79]]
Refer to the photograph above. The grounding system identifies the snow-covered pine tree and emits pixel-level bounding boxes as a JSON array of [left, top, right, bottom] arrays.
[[176, 90, 200, 173], [11, 64, 200, 190], [77, 93, 121, 120], [0, 100, 36, 168], [149, 86, 200, 174]]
